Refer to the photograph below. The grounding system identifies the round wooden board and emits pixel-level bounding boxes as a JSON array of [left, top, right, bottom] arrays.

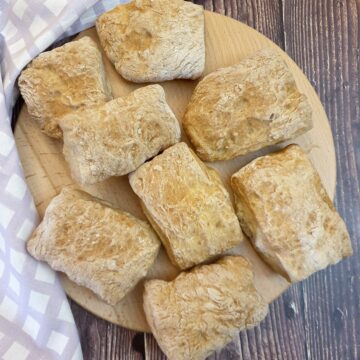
[[15, 11, 336, 333]]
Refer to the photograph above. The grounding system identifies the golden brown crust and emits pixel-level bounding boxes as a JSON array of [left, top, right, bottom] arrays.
[[96, 0, 205, 82], [143, 256, 268, 360], [231, 144, 352, 282], [129, 142, 244, 270], [183, 48, 313, 161], [27, 187, 160, 305], [59, 85, 181, 185], [18, 36, 112, 139]]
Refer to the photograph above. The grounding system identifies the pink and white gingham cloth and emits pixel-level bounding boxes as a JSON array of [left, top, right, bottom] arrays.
[[0, 1, 127, 358]]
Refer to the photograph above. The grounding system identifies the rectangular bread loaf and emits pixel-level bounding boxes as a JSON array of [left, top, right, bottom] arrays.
[[231, 144, 352, 282]]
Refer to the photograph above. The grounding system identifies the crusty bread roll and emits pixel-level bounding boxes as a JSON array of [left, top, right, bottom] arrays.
[[18, 36, 112, 139], [27, 187, 160, 305], [129, 142, 244, 270], [144, 256, 268, 360], [59, 84, 180, 185], [183, 48, 313, 161], [96, 0, 205, 82], [231, 144, 352, 282]]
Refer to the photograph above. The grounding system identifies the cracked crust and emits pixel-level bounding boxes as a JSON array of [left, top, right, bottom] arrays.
[[231, 144, 352, 283], [59, 85, 180, 185], [129, 142, 244, 270], [18, 36, 112, 139], [27, 187, 160, 305], [143, 256, 268, 360], [96, 0, 205, 82], [183, 48, 313, 161]]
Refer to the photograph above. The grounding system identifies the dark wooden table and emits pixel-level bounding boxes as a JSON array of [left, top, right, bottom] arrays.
[[70, 1, 360, 359]]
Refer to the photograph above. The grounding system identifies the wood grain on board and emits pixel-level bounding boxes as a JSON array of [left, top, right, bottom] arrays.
[[14, 0, 359, 359]]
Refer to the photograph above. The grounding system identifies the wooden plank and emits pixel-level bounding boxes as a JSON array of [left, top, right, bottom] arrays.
[[193, 0, 284, 46], [70, 301, 143, 359], [144, 333, 167, 360], [282, 1, 360, 359]]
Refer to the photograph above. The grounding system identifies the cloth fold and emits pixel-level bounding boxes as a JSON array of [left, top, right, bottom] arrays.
[[0, 1, 126, 358]]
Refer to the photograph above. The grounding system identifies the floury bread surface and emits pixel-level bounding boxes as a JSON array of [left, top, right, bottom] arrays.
[[96, 0, 205, 82], [183, 48, 313, 161], [231, 144, 352, 282], [27, 187, 160, 305], [143, 256, 268, 360], [129, 142, 243, 270], [59, 85, 180, 185], [18, 36, 112, 138]]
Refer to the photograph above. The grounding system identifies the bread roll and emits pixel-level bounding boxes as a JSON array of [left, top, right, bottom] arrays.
[[18, 36, 111, 138], [59, 85, 180, 185], [96, 0, 205, 82], [231, 144, 352, 282], [27, 187, 160, 305], [129, 142, 243, 270], [144, 256, 268, 360], [183, 48, 313, 161]]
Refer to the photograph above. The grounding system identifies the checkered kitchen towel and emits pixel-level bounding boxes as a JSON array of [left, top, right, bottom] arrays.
[[0, 1, 127, 358]]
